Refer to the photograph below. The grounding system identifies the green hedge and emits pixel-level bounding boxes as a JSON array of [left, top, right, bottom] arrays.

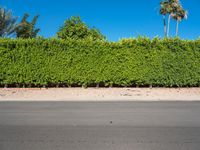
[[0, 38, 200, 87]]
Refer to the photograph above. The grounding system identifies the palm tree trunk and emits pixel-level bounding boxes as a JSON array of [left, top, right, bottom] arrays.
[[163, 15, 167, 37], [167, 14, 171, 37], [176, 20, 179, 36]]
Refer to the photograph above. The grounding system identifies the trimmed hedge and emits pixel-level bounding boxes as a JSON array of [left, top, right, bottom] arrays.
[[0, 38, 200, 87]]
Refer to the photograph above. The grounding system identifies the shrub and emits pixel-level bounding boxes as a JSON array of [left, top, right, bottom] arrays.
[[0, 37, 200, 87], [57, 16, 105, 41]]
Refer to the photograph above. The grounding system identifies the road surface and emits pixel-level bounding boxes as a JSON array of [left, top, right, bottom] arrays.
[[0, 102, 200, 150]]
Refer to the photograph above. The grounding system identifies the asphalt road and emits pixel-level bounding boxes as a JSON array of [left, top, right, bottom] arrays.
[[0, 102, 200, 150]]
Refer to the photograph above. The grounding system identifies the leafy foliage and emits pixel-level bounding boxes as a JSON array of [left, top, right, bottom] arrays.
[[16, 13, 40, 38], [57, 16, 105, 41], [0, 37, 200, 87], [0, 6, 17, 37]]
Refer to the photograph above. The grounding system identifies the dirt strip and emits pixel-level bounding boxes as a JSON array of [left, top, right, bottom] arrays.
[[0, 88, 200, 101]]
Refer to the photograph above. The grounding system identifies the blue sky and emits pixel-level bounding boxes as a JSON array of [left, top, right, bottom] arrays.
[[1, 0, 200, 41]]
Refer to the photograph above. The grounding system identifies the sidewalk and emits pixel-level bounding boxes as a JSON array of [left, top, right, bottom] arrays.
[[0, 88, 200, 101]]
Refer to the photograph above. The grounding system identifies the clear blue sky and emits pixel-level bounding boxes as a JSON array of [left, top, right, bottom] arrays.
[[1, 0, 200, 41]]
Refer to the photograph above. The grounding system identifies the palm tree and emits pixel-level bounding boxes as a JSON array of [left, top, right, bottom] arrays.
[[167, 0, 180, 37], [160, 0, 174, 37], [160, 1, 168, 37], [0, 6, 17, 37], [16, 13, 40, 38], [172, 6, 187, 36], [160, 0, 183, 37]]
